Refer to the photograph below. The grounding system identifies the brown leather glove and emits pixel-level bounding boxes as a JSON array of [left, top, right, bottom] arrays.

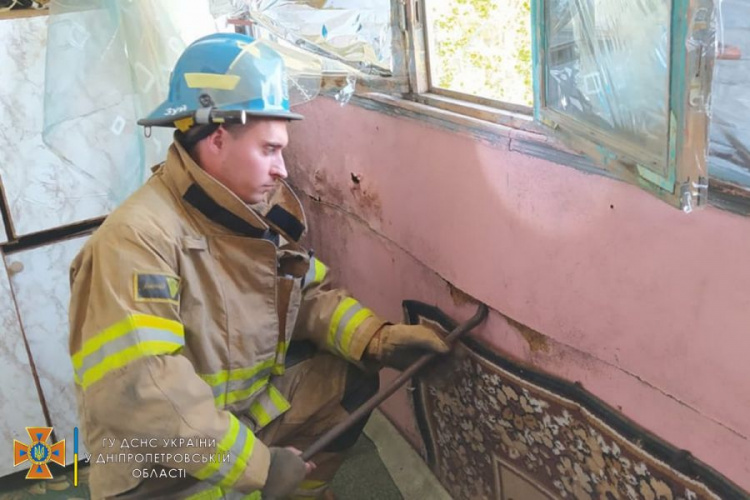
[[365, 324, 449, 370], [261, 447, 307, 499]]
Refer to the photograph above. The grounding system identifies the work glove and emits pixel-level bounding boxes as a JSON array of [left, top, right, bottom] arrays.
[[261, 447, 307, 499], [365, 324, 449, 370]]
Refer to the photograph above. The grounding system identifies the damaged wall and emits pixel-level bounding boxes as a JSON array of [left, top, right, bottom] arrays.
[[284, 97, 750, 492]]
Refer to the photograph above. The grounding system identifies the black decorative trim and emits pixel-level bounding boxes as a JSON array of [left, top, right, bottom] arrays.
[[403, 300, 749, 500], [266, 205, 304, 242], [183, 184, 276, 242]]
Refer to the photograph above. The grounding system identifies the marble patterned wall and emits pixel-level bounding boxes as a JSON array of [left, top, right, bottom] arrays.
[[0, 254, 47, 477], [0, 15, 144, 238], [6, 235, 90, 465]]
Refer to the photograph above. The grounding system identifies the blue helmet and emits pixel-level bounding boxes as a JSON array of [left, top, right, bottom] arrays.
[[139, 32, 303, 130]]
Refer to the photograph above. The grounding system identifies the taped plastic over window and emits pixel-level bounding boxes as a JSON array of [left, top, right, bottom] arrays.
[[545, 0, 672, 174], [211, 0, 404, 104], [43, 0, 220, 204], [542, 0, 719, 212], [223, 0, 393, 74], [709, 0, 750, 187]]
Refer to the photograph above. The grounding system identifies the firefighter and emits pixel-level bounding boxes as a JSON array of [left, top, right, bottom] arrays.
[[69, 32, 448, 500]]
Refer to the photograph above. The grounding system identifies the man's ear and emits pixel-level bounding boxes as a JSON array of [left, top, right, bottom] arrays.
[[205, 126, 228, 154]]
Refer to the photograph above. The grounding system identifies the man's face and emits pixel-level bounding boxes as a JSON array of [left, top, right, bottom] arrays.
[[202, 119, 289, 204]]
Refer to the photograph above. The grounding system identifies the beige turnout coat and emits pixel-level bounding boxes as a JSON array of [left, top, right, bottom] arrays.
[[68, 141, 386, 498]]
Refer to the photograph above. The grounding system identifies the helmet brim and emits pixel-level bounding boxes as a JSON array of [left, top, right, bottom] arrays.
[[137, 107, 304, 128]]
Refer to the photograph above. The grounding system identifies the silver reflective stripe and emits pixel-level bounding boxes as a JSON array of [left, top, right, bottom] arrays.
[[208, 366, 273, 399], [75, 329, 184, 381], [334, 302, 365, 351], [211, 423, 250, 483], [303, 258, 317, 287], [248, 385, 290, 429]]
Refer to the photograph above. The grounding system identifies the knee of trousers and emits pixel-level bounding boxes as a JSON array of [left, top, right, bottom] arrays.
[[322, 365, 380, 453]]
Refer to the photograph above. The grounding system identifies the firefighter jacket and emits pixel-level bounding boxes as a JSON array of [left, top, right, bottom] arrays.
[[68, 140, 387, 498]]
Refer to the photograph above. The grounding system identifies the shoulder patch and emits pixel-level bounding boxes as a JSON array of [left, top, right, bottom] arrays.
[[134, 272, 181, 304]]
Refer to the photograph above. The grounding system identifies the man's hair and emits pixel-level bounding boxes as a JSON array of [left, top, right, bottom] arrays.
[[176, 122, 250, 155]]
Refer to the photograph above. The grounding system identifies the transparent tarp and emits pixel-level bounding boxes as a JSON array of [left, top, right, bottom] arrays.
[[259, 0, 389, 74], [708, 0, 750, 187], [211, 0, 396, 76], [43, 0, 220, 204], [545, 0, 672, 175]]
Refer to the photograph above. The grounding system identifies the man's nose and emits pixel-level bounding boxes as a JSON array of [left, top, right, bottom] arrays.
[[271, 156, 288, 179]]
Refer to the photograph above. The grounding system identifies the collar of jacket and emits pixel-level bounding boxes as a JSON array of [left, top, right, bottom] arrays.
[[159, 138, 308, 244]]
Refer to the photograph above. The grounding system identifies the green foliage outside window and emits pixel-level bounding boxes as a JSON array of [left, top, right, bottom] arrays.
[[427, 0, 533, 107]]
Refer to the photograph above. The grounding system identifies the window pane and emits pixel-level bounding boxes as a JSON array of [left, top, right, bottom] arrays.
[[545, 0, 671, 172], [708, 0, 750, 186], [425, 0, 533, 107]]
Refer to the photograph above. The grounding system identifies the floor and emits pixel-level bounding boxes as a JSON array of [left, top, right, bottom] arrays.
[[0, 411, 450, 500]]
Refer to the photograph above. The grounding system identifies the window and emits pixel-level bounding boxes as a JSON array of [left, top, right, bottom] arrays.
[[532, 0, 715, 210], [707, 0, 750, 208], [423, 0, 533, 111], [224, 1, 745, 212], [407, 0, 728, 212], [227, 0, 409, 97]]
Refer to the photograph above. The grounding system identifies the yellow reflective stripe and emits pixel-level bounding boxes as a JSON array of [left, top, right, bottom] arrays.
[[243, 492, 262, 500], [276, 340, 290, 358], [303, 258, 328, 290], [217, 428, 256, 489], [72, 314, 183, 369], [200, 359, 275, 387], [328, 298, 373, 357], [224, 377, 269, 406], [200, 359, 275, 407], [314, 258, 327, 282], [80, 341, 183, 390], [248, 385, 290, 429], [193, 416, 240, 481], [249, 402, 272, 428], [272, 341, 290, 375], [339, 308, 373, 357], [267, 385, 291, 413], [184, 73, 240, 90], [328, 298, 358, 352]]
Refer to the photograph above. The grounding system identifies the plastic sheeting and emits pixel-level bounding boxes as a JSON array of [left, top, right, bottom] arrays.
[[545, 0, 672, 174], [212, 0, 394, 76], [708, 0, 750, 187], [43, 0, 220, 205]]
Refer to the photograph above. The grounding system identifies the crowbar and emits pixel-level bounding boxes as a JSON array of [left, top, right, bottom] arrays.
[[301, 302, 489, 462]]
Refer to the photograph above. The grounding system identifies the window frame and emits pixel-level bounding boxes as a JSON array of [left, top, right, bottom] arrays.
[[530, 0, 716, 210], [403, 0, 536, 124]]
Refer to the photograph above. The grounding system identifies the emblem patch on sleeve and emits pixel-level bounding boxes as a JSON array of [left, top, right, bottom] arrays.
[[134, 272, 181, 304]]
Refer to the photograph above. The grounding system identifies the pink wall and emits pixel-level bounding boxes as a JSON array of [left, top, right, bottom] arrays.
[[286, 97, 750, 491]]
